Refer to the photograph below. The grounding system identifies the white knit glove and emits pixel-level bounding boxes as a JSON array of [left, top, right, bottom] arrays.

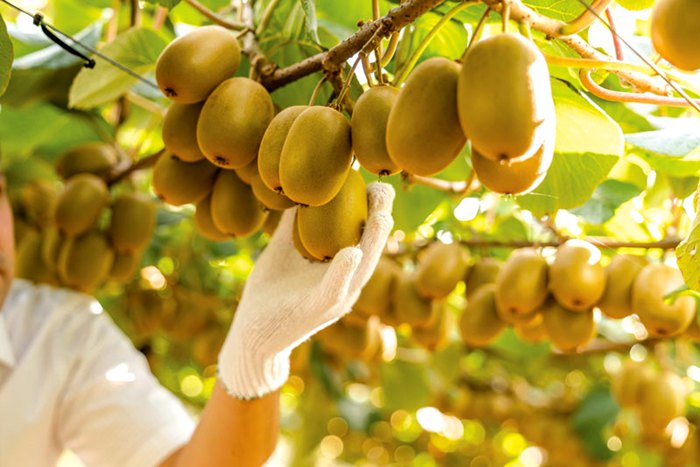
[[218, 182, 395, 399]]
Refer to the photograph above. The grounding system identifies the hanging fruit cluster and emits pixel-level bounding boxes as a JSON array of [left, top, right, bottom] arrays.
[[11, 142, 156, 293]]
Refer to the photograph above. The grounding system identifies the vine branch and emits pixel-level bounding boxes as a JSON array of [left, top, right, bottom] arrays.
[[259, 0, 447, 91], [109, 150, 163, 186], [459, 237, 681, 250], [183, 0, 245, 30]]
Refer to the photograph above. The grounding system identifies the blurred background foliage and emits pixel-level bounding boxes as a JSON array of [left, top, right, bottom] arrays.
[[2, 0, 700, 465]]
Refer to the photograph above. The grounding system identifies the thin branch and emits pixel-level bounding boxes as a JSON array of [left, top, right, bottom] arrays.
[[109, 150, 163, 186], [259, 0, 447, 91], [402, 172, 474, 194], [580, 69, 700, 111], [184, 0, 246, 30], [558, 0, 613, 36], [255, 0, 280, 36], [605, 8, 623, 61], [459, 236, 681, 250]]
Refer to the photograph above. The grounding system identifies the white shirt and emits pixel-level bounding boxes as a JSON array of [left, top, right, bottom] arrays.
[[0, 279, 195, 466]]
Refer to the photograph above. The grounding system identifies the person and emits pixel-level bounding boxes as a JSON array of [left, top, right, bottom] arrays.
[[0, 170, 395, 467]]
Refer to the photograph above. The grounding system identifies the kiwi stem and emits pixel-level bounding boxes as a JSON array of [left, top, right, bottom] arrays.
[[334, 55, 362, 108], [109, 150, 164, 186], [518, 19, 532, 42], [558, 0, 612, 36], [308, 76, 328, 106], [580, 70, 700, 112], [255, 0, 281, 36], [361, 54, 376, 87], [361, 31, 401, 74], [463, 6, 491, 58], [500, 2, 510, 33], [604, 8, 623, 61], [394, 0, 478, 86], [184, 0, 246, 30]]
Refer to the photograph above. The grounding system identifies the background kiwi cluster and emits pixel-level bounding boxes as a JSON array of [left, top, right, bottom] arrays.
[[11, 142, 156, 293]]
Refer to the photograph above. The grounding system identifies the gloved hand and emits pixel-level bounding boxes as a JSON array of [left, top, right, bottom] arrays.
[[218, 182, 395, 400]]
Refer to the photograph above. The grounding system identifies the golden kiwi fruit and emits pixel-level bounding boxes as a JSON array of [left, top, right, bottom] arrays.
[[194, 195, 229, 242], [250, 172, 295, 211], [465, 257, 501, 299], [258, 105, 308, 192], [57, 230, 115, 291], [109, 250, 141, 283], [415, 242, 469, 300], [598, 254, 648, 319], [197, 77, 275, 169], [393, 272, 435, 327], [355, 256, 401, 318], [460, 284, 506, 347], [162, 103, 206, 162], [541, 300, 596, 352], [651, 0, 700, 71], [495, 248, 549, 317], [351, 86, 400, 176], [55, 142, 118, 180], [108, 192, 157, 253], [55, 173, 110, 236], [386, 57, 466, 176], [297, 170, 367, 261], [638, 371, 687, 429], [631, 263, 696, 337], [152, 153, 218, 206], [292, 210, 316, 260], [611, 359, 653, 408], [235, 158, 259, 185], [210, 170, 268, 237], [155, 25, 241, 103], [279, 106, 353, 206], [548, 240, 605, 311], [458, 33, 554, 162]]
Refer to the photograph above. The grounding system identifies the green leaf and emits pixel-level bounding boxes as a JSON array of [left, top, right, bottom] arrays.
[[517, 80, 623, 216], [524, 0, 587, 21], [572, 180, 642, 225], [677, 190, 700, 291], [572, 386, 619, 461], [627, 123, 700, 177], [12, 22, 102, 70], [300, 0, 320, 43], [0, 14, 13, 97], [380, 360, 431, 412], [68, 27, 166, 109]]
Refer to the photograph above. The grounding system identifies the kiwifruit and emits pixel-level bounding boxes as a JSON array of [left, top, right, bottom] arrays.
[[108, 192, 157, 253], [611, 359, 653, 408], [415, 242, 469, 300], [355, 256, 401, 318], [262, 209, 283, 236], [297, 170, 367, 261], [258, 105, 308, 192], [194, 195, 229, 242], [541, 300, 596, 351], [513, 313, 548, 343], [251, 172, 295, 210], [109, 249, 141, 283], [386, 57, 466, 176], [55, 173, 109, 236], [292, 210, 316, 260], [686, 313, 700, 341], [651, 0, 700, 71], [459, 284, 506, 347], [465, 257, 501, 299], [210, 170, 268, 237], [155, 25, 241, 103], [162, 102, 205, 162], [392, 272, 435, 327], [598, 254, 648, 319], [197, 77, 275, 169], [15, 228, 57, 285], [57, 230, 115, 291], [549, 240, 605, 311], [55, 142, 118, 180], [21, 180, 60, 227], [152, 153, 218, 206], [351, 86, 400, 176], [235, 157, 259, 185], [40, 226, 63, 273], [631, 263, 696, 337], [316, 315, 381, 360], [495, 248, 549, 317], [412, 304, 449, 351], [279, 106, 353, 206], [470, 127, 554, 195], [638, 371, 687, 428], [458, 33, 554, 162]]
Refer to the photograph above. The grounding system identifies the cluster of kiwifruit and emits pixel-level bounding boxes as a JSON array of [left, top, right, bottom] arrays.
[[355, 31, 555, 196], [11, 143, 156, 292], [461, 239, 700, 351], [154, 25, 367, 261], [612, 358, 689, 441]]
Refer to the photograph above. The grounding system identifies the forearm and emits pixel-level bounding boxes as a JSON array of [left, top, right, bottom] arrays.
[[161, 381, 280, 467]]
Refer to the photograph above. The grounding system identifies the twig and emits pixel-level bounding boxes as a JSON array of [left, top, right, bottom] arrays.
[[580, 69, 700, 111], [130, 0, 141, 27], [109, 150, 163, 186], [255, 0, 280, 36], [184, 0, 246, 30], [402, 172, 473, 194], [605, 8, 623, 61], [458, 237, 681, 250], [259, 0, 447, 91], [558, 0, 613, 35]]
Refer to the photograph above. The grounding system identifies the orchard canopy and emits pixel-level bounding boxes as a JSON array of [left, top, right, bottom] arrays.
[[2, 0, 700, 465]]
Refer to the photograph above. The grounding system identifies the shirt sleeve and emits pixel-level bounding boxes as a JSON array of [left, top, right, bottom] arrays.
[[56, 307, 196, 467]]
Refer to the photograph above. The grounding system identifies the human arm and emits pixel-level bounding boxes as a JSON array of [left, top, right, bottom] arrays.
[[161, 181, 395, 466]]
